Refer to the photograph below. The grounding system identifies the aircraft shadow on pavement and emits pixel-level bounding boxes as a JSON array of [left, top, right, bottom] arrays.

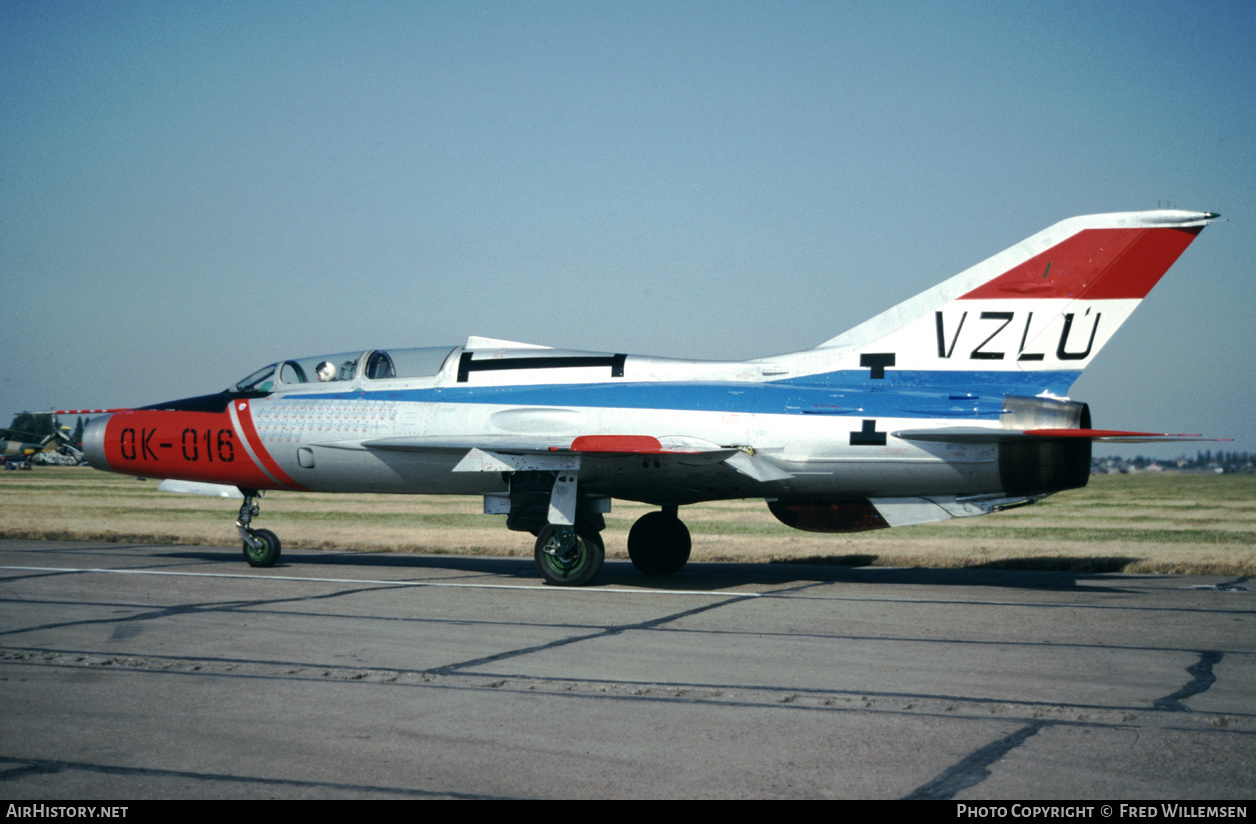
[[148, 545, 1147, 595]]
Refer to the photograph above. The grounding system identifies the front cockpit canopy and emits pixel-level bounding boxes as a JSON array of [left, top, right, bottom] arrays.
[[232, 347, 458, 394]]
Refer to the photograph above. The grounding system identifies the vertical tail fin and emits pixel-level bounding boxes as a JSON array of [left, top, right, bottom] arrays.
[[770, 209, 1219, 396]]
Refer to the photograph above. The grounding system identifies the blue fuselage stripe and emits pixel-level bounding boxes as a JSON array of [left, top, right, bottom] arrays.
[[282, 369, 1081, 421]]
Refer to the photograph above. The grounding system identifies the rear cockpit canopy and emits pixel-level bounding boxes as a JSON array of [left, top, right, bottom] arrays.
[[232, 347, 459, 394]]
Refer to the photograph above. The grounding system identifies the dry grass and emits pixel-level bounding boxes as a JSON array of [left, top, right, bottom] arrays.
[[2, 467, 1254, 575]]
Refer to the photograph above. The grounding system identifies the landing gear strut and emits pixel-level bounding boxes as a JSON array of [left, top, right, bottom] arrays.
[[627, 506, 691, 575], [237, 489, 281, 567], [534, 524, 604, 587]]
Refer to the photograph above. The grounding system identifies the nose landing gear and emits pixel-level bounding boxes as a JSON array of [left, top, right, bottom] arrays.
[[237, 489, 281, 567]]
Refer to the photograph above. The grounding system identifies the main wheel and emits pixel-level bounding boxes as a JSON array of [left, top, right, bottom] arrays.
[[243, 528, 281, 567], [534, 525, 604, 586], [627, 510, 691, 575]]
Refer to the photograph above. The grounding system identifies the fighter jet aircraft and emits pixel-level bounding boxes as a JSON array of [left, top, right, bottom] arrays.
[[82, 209, 1220, 585]]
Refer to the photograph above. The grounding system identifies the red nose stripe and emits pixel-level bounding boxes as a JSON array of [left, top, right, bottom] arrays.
[[229, 400, 305, 491]]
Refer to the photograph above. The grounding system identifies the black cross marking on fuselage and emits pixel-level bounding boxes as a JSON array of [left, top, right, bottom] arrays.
[[860, 352, 896, 380], [850, 419, 887, 446]]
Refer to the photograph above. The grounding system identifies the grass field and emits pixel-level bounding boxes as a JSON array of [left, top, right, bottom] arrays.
[[2, 467, 1254, 575]]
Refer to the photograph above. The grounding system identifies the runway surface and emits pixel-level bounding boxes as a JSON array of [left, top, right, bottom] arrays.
[[0, 539, 1253, 799]]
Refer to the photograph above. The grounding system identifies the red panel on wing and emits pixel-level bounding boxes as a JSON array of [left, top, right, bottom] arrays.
[[960, 227, 1201, 301], [569, 435, 664, 453]]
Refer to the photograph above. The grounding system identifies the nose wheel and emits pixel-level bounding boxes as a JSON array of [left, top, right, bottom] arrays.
[[242, 528, 281, 567], [237, 490, 281, 567]]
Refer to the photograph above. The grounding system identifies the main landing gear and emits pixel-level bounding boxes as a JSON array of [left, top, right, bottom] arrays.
[[530, 503, 694, 585], [532, 507, 692, 585], [237, 489, 281, 567], [627, 506, 691, 576], [534, 525, 605, 587], [498, 467, 697, 586]]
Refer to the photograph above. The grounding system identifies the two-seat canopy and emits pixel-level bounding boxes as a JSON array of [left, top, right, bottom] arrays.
[[232, 346, 460, 393]]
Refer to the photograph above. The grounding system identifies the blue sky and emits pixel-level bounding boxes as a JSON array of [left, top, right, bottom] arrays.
[[3, 1, 1253, 456]]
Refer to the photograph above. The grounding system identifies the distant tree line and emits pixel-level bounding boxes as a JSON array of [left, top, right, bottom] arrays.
[[1095, 450, 1255, 474], [4, 413, 85, 448]]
